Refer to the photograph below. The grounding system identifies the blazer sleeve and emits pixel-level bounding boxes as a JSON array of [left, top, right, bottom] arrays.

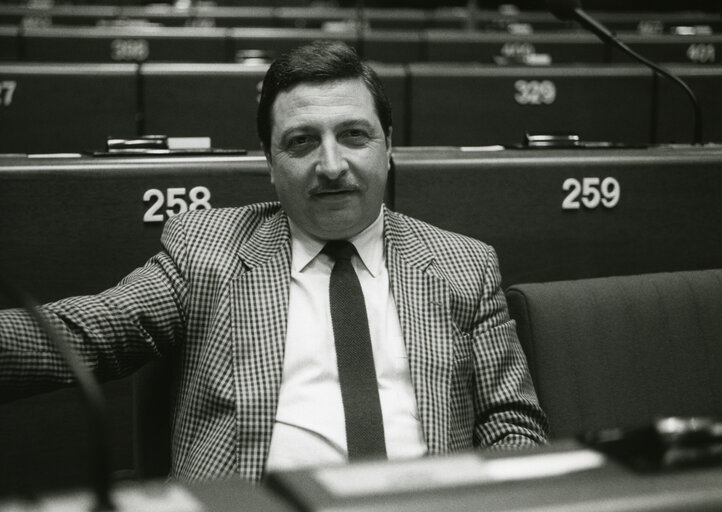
[[470, 247, 549, 449], [0, 217, 188, 401]]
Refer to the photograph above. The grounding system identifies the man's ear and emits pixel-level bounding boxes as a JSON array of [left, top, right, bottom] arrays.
[[385, 127, 393, 170]]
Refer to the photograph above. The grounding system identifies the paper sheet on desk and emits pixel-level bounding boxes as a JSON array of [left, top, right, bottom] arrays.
[[0, 483, 204, 512], [314, 449, 606, 498]]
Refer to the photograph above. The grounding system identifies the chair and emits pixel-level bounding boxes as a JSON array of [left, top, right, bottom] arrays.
[[506, 269, 722, 439]]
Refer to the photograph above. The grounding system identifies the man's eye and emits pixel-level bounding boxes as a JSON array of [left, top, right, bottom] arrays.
[[286, 135, 316, 152], [289, 135, 310, 147], [341, 129, 369, 144]]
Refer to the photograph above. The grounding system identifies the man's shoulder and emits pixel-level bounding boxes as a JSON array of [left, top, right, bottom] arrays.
[[162, 201, 283, 246], [168, 201, 281, 227], [388, 209, 493, 257], [387, 209, 501, 294]]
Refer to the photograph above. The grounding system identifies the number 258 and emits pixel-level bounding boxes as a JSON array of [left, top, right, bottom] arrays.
[[143, 186, 212, 223]]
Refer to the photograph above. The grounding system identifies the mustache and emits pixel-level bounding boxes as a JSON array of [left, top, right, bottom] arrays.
[[309, 179, 360, 195]]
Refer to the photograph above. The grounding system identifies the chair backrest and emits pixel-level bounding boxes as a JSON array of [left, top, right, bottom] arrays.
[[506, 269, 722, 439]]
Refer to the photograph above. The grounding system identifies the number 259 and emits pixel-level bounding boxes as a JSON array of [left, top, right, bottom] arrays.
[[562, 177, 620, 210]]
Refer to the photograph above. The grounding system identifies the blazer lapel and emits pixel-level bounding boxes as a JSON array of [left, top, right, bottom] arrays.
[[229, 210, 291, 474], [384, 209, 455, 454]]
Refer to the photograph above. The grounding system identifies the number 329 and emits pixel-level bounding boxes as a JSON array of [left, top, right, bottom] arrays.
[[562, 177, 620, 210]]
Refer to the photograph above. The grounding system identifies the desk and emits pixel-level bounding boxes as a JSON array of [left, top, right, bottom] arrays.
[[0, 63, 138, 154], [20, 26, 229, 63], [424, 30, 606, 64], [392, 145, 722, 285], [3, 442, 719, 511], [406, 63, 653, 147]]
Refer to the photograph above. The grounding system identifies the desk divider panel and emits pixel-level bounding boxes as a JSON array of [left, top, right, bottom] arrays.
[[392, 145, 722, 286], [0, 154, 276, 492], [424, 31, 607, 64], [140, 61, 408, 150], [610, 34, 722, 66], [0, 154, 275, 302], [362, 30, 424, 63], [20, 26, 230, 63], [184, 6, 277, 28], [0, 26, 19, 60], [0, 62, 139, 154], [594, 11, 722, 33], [228, 27, 357, 63], [0, 5, 121, 27], [407, 63, 653, 147], [141, 63, 268, 152]]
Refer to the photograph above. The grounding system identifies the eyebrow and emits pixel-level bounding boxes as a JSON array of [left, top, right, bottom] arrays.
[[336, 119, 376, 131], [278, 118, 379, 144]]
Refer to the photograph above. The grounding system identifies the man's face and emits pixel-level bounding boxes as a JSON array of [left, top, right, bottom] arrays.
[[265, 78, 392, 241]]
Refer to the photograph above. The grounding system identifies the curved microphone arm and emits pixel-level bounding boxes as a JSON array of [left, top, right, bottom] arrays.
[[0, 274, 115, 511], [573, 8, 703, 145]]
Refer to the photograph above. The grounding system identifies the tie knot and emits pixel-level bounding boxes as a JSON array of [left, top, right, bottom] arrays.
[[323, 240, 357, 261]]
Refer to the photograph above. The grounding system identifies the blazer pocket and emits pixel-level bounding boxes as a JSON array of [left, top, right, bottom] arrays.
[[451, 324, 473, 385], [449, 325, 476, 445]]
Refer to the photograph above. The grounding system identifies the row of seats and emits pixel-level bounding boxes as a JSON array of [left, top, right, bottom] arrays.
[[1, 61, 720, 153], [1, 4, 720, 33], [1, 146, 721, 491], [2, 24, 721, 64]]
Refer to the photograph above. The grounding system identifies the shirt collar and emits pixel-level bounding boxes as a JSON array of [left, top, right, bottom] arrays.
[[289, 208, 385, 277]]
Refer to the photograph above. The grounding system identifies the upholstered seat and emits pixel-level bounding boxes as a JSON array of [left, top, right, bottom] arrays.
[[506, 269, 722, 439]]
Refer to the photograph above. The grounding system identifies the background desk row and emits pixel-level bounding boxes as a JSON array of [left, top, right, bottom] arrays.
[[1, 4, 720, 32], [2, 62, 721, 153], [2, 25, 721, 65]]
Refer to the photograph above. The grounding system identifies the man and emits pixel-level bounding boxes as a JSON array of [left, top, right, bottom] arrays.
[[0, 40, 547, 483]]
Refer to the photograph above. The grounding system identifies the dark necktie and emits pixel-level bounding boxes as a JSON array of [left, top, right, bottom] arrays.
[[323, 240, 387, 460]]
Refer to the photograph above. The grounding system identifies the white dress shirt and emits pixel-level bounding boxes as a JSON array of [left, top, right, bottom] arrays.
[[265, 209, 427, 471]]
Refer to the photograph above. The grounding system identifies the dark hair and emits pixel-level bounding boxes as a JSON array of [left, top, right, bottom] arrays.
[[256, 40, 392, 152]]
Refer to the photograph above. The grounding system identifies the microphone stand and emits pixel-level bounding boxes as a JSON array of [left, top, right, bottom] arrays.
[[572, 8, 703, 145], [0, 275, 115, 512]]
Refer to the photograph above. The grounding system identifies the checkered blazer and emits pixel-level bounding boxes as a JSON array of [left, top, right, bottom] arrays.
[[0, 202, 547, 483]]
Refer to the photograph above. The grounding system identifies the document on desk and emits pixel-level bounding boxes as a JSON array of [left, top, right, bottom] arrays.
[[314, 449, 606, 497], [265, 446, 609, 512]]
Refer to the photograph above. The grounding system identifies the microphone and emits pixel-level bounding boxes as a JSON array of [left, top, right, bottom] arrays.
[[0, 274, 115, 511], [547, 0, 703, 145]]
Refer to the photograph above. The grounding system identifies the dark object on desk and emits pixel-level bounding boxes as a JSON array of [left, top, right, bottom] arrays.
[[583, 417, 722, 472], [95, 135, 248, 157], [516, 132, 630, 149], [523, 132, 581, 148]]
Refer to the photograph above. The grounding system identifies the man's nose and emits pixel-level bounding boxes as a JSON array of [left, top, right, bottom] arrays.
[[315, 139, 348, 180]]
